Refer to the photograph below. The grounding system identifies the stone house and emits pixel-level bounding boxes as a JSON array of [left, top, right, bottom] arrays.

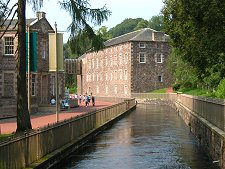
[[0, 12, 65, 116], [77, 28, 172, 98]]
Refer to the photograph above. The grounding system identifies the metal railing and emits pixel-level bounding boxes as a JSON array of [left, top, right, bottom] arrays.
[[132, 93, 225, 131], [0, 99, 135, 169]]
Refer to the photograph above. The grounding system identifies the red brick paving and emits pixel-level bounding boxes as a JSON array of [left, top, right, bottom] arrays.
[[166, 87, 174, 93], [0, 101, 114, 134]]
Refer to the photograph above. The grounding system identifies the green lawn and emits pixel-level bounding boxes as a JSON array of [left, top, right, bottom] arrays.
[[150, 88, 167, 93], [150, 87, 216, 98], [177, 88, 215, 97]]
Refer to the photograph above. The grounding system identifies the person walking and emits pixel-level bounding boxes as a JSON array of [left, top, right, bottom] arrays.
[[88, 95, 91, 104], [79, 94, 82, 104], [85, 95, 88, 107], [92, 95, 95, 106]]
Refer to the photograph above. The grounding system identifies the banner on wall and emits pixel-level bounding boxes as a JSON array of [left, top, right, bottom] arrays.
[[49, 33, 64, 72]]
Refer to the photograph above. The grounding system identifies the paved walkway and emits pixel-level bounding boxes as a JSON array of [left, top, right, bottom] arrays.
[[0, 101, 114, 134], [166, 87, 174, 93]]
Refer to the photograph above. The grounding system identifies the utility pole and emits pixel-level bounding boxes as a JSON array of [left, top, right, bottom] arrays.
[[55, 22, 59, 122]]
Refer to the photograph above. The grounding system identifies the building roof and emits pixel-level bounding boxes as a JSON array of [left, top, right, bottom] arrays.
[[2, 18, 37, 27], [1, 12, 53, 30], [104, 28, 168, 47]]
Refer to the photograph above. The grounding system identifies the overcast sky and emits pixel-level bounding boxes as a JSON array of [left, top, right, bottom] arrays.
[[10, 0, 164, 42]]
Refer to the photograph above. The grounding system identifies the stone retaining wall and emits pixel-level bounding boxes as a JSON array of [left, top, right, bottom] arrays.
[[141, 98, 224, 169], [175, 101, 225, 168]]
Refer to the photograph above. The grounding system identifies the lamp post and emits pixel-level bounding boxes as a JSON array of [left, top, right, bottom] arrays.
[[55, 22, 59, 122], [27, 24, 31, 114]]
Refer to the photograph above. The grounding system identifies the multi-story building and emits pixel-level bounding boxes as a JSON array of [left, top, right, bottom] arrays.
[[0, 12, 65, 116], [77, 28, 172, 98]]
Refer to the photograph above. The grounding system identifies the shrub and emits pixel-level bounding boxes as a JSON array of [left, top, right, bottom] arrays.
[[172, 83, 180, 91], [183, 81, 192, 88], [69, 86, 77, 94], [215, 79, 225, 99]]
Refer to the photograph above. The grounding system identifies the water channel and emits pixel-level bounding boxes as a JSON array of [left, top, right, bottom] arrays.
[[55, 104, 219, 169]]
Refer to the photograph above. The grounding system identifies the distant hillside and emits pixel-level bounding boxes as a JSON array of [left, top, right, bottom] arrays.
[[65, 15, 164, 58], [107, 15, 164, 38], [108, 18, 144, 38]]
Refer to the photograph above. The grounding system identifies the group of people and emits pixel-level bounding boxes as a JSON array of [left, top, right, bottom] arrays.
[[51, 93, 95, 108], [74, 93, 95, 107]]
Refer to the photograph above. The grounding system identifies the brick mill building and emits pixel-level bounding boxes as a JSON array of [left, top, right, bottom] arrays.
[[0, 12, 65, 116], [77, 28, 172, 98]]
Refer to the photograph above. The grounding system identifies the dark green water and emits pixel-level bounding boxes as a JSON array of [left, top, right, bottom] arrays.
[[56, 104, 219, 169]]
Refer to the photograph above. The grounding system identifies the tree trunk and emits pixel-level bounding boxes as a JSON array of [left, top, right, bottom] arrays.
[[16, 0, 32, 132]]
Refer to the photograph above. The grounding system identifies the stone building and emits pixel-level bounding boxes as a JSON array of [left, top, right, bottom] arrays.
[[77, 28, 172, 98], [0, 12, 65, 116]]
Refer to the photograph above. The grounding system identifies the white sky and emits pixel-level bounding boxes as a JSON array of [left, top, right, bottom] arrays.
[[10, 0, 164, 42]]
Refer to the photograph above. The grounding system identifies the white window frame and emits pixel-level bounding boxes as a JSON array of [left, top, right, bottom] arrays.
[[114, 54, 117, 65], [158, 75, 163, 82], [124, 69, 128, 80], [92, 73, 95, 81], [155, 53, 163, 63], [110, 55, 113, 66], [114, 70, 117, 80], [4, 36, 14, 55], [89, 60, 91, 69], [114, 85, 117, 94], [105, 56, 108, 66], [139, 42, 146, 48], [110, 72, 113, 81], [105, 72, 108, 81], [120, 69, 123, 80], [96, 86, 99, 94], [92, 59, 95, 68], [106, 85, 108, 94], [124, 85, 128, 95], [42, 41, 46, 59], [96, 58, 99, 68], [139, 52, 146, 63], [119, 54, 122, 64]]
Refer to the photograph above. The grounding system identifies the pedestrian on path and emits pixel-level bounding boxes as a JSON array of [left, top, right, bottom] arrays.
[[92, 95, 95, 106], [85, 95, 89, 107], [79, 95, 82, 104]]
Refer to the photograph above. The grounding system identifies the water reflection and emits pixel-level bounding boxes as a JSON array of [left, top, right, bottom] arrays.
[[56, 104, 219, 169]]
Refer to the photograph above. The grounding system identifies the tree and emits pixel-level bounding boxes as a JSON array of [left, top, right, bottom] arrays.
[[96, 26, 112, 41], [15, 0, 32, 132], [134, 19, 148, 30], [1, 0, 110, 132], [163, 0, 225, 89], [148, 15, 164, 31], [108, 18, 143, 37]]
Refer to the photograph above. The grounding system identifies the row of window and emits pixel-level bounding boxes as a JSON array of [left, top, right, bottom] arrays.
[[87, 52, 164, 69], [88, 53, 129, 69], [51, 75, 62, 96], [139, 53, 164, 63], [28, 74, 63, 97], [3, 36, 47, 59], [139, 42, 166, 49], [86, 69, 128, 82], [93, 85, 128, 95]]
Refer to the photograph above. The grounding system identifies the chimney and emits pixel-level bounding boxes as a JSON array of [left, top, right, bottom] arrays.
[[36, 12, 46, 20]]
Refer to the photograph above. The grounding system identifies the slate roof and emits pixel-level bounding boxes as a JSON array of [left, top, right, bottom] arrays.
[[104, 28, 167, 47], [3, 18, 37, 27]]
